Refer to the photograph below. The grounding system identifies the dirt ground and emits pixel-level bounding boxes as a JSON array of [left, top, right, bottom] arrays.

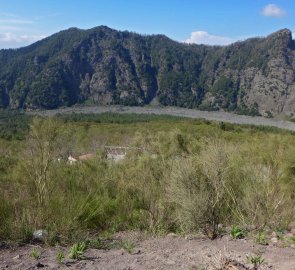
[[1, 232, 295, 270], [27, 105, 295, 132]]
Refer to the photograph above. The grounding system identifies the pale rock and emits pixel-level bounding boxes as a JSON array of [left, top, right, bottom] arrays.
[[271, 237, 278, 243], [33, 229, 48, 242]]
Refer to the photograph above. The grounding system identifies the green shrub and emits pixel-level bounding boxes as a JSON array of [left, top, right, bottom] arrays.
[[122, 241, 136, 254], [288, 236, 295, 244], [255, 231, 268, 245], [230, 226, 245, 239], [0, 198, 12, 240], [247, 254, 265, 269], [30, 248, 40, 260], [69, 242, 87, 260], [166, 140, 244, 239], [56, 251, 65, 264]]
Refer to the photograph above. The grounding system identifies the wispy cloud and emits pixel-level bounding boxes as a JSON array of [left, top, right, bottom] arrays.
[[0, 33, 46, 48], [262, 4, 286, 17], [0, 12, 21, 18], [0, 13, 46, 48], [0, 25, 24, 31], [184, 31, 235, 46]]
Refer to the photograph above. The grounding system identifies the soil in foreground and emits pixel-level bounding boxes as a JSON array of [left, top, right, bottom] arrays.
[[1, 232, 294, 270]]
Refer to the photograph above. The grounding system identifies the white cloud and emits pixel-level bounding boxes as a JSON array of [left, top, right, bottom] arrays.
[[262, 4, 286, 17], [0, 14, 45, 48], [0, 33, 46, 49], [184, 31, 235, 46], [0, 25, 23, 31]]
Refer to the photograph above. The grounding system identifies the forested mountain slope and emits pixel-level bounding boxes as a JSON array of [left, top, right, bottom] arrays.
[[0, 26, 294, 116]]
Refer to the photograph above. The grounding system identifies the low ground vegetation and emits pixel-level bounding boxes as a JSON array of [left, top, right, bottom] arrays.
[[1, 112, 295, 246]]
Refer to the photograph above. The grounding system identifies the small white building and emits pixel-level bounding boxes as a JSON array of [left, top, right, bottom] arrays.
[[105, 146, 128, 162]]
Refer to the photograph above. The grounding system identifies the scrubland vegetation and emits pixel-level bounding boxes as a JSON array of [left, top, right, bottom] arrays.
[[1, 111, 295, 245]]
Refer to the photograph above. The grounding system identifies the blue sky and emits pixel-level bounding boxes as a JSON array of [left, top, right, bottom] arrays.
[[0, 0, 294, 48]]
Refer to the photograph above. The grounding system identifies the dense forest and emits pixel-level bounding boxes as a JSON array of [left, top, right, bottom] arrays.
[[0, 26, 295, 116]]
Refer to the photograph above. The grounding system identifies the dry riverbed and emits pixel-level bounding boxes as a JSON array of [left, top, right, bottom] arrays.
[[1, 232, 295, 270], [26, 105, 295, 132]]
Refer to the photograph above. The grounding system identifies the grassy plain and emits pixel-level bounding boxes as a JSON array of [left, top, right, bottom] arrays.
[[1, 111, 295, 244]]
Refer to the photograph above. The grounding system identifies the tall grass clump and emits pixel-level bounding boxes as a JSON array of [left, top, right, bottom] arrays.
[[240, 154, 295, 228], [166, 140, 244, 238]]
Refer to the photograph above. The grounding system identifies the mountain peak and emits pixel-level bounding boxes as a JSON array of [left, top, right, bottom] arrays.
[[1, 26, 295, 116], [266, 28, 293, 48]]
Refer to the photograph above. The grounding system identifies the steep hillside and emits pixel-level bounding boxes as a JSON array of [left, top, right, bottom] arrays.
[[0, 26, 294, 116]]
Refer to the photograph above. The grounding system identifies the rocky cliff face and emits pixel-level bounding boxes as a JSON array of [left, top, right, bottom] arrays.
[[0, 26, 294, 116], [233, 29, 295, 116]]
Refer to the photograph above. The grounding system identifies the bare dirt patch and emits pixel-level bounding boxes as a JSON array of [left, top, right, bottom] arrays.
[[1, 232, 294, 269]]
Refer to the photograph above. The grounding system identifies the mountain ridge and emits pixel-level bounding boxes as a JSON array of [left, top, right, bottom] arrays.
[[0, 26, 294, 117]]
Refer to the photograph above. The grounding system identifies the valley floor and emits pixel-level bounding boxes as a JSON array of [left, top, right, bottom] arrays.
[[27, 105, 295, 132], [1, 232, 294, 270]]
